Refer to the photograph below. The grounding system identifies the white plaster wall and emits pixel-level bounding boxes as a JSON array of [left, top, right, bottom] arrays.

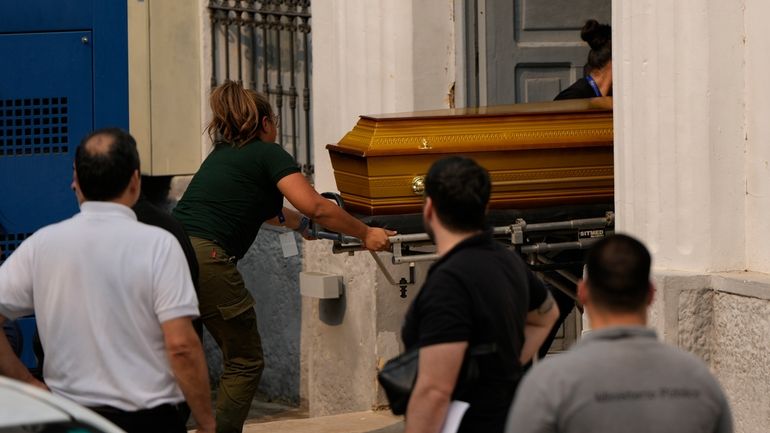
[[613, 0, 746, 272], [615, 2, 770, 430], [412, 1, 456, 111], [305, 0, 454, 415], [744, 0, 770, 274], [311, 0, 455, 193]]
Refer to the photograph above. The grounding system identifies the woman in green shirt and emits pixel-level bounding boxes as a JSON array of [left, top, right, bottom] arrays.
[[174, 81, 394, 433]]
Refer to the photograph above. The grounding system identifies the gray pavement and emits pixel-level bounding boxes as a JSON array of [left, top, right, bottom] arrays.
[[188, 393, 403, 433], [188, 410, 402, 433], [241, 411, 402, 433]]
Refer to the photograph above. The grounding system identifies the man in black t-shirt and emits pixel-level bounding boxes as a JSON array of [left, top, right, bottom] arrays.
[[133, 196, 199, 295], [133, 195, 202, 339], [402, 156, 560, 433]]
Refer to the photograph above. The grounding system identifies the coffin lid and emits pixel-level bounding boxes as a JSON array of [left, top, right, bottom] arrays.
[[326, 97, 613, 157]]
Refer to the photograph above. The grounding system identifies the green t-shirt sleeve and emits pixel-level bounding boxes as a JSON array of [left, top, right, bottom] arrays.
[[262, 143, 301, 183]]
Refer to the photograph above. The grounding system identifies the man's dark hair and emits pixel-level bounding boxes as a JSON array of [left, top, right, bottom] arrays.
[[585, 234, 652, 312], [75, 128, 140, 201], [424, 156, 491, 232]]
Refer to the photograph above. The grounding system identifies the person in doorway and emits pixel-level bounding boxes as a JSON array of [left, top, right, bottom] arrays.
[[173, 81, 395, 433], [0, 128, 214, 433], [505, 234, 733, 433], [401, 156, 559, 433], [555, 19, 612, 100], [537, 18, 614, 360]]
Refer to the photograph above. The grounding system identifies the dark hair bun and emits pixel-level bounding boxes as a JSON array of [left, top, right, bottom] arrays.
[[581, 19, 611, 50]]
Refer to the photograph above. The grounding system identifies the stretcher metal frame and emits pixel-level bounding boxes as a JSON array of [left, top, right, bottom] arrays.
[[310, 196, 615, 299]]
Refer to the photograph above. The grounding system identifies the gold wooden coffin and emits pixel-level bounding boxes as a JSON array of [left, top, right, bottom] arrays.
[[326, 98, 613, 216]]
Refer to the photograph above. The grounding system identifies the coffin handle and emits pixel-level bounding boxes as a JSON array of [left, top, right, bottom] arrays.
[[411, 176, 426, 195]]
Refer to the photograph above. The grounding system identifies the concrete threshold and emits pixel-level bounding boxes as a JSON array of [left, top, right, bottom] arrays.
[[190, 411, 403, 433]]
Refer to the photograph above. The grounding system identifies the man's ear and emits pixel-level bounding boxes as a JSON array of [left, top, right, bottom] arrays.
[[126, 169, 140, 193], [71, 165, 78, 191], [577, 279, 589, 306], [71, 165, 86, 204], [646, 282, 655, 306], [423, 197, 433, 217]]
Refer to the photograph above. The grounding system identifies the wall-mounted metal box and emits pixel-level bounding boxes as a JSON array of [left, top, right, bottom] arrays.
[[128, 0, 203, 175], [300, 271, 343, 299]]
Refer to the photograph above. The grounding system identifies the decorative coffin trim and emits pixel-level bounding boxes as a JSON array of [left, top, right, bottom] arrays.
[[327, 98, 614, 216]]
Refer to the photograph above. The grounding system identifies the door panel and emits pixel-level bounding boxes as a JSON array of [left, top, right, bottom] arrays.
[[478, 0, 611, 351], [485, 0, 611, 104], [515, 64, 572, 103], [0, 31, 93, 262]]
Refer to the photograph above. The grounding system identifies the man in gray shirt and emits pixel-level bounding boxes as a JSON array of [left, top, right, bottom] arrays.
[[506, 234, 732, 433]]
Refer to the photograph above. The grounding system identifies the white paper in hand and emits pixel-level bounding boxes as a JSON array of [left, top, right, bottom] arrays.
[[279, 231, 299, 257], [439, 400, 470, 433]]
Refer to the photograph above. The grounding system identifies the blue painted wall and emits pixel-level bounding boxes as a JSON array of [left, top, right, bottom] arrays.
[[0, 0, 128, 261]]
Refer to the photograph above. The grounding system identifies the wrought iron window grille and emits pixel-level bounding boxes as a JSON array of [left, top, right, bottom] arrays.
[[208, 0, 313, 179]]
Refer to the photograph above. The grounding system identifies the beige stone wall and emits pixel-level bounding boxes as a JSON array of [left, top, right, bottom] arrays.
[[615, 1, 770, 429], [651, 272, 770, 433], [712, 293, 770, 433], [300, 240, 431, 415], [301, 241, 379, 415]]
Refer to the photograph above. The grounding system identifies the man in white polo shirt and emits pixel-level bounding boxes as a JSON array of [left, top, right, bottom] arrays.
[[0, 128, 215, 433]]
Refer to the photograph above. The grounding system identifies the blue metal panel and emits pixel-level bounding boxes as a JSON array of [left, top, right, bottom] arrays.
[[93, 1, 129, 130], [16, 316, 39, 370], [0, 0, 129, 129], [0, 0, 93, 33], [0, 31, 93, 261]]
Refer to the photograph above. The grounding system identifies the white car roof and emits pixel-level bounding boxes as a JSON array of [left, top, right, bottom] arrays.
[[0, 377, 125, 432]]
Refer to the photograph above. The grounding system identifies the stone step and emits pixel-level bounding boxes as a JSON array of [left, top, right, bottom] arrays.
[[242, 411, 402, 433], [190, 411, 403, 433]]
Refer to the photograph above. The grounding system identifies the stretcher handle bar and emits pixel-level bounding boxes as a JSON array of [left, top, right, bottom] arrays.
[[518, 213, 614, 232], [312, 230, 361, 244], [521, 238, 601, 254], [393, 239, 602, 264], [322, 212, 614, 252], [383, 215, 613, 243], [528, 261, 584, 272], [325, 224, 527, 247], [390, 232, 429, 243], [318, 230, 440, 249], [388, 226, 517, 241], [393, 253, 440, 265]]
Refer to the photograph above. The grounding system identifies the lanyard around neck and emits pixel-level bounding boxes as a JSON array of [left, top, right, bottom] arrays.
[[586, 75, 602, 97]]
